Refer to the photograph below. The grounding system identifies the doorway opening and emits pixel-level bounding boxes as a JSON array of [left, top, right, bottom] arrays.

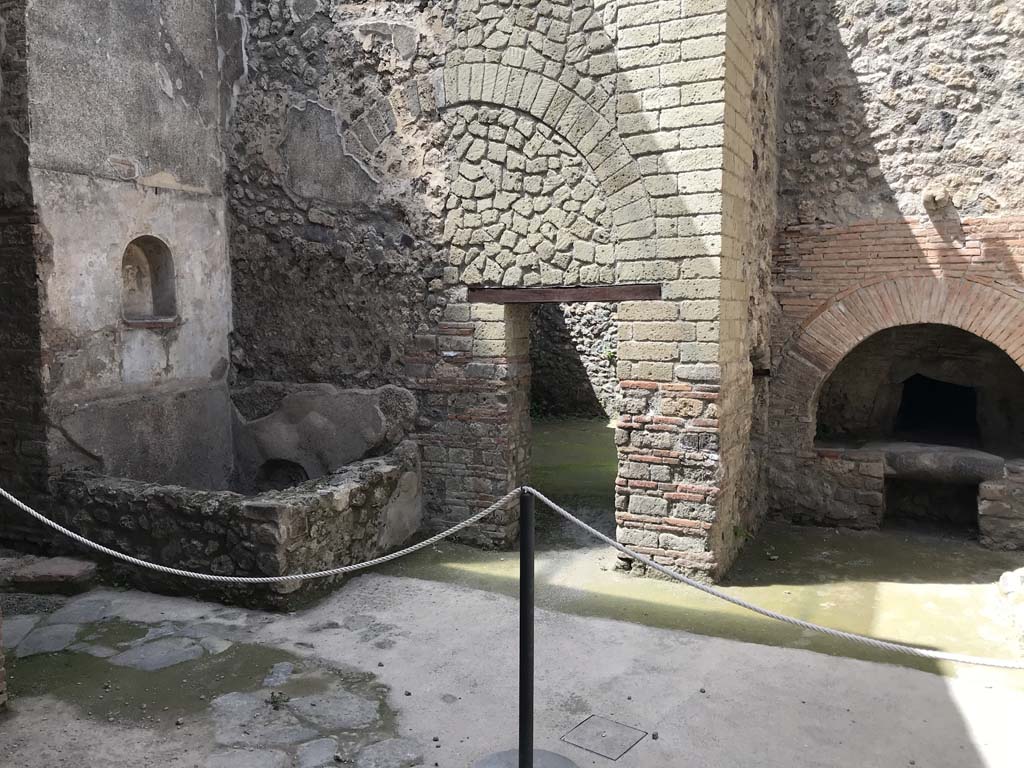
[[528, 301, 620, 547]]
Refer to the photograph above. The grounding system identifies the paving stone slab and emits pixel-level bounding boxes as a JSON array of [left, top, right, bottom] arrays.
[[355, 738, 424, 768], [44, 597, 113, 625], [211, 691, 319, 748], [263, 661, 295, 687], [2, 615, 39, 649], [200, 636, 234, 655], [109, 637, 204, 671], [69, 642, 118, 658], [16, 623, 79, 657], [205, 749, 290, 768], [297, 737, 339, 768], [285, 691, 380, 730]]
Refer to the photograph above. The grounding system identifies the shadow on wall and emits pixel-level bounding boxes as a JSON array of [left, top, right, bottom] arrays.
[[529, 303, 616, 419]]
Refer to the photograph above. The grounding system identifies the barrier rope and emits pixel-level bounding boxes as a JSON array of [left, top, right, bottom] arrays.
[[524, 486, 1024, 671], [1, 483, 1022, 669]]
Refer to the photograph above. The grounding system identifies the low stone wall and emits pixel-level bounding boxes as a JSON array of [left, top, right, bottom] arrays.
[[13, 442, 421, 608], [769, 447, 886, 529], [772, 445, 1024, 549], [979, 462, 1024, 550]]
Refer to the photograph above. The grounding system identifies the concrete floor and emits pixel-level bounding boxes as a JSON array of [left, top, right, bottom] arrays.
[[2, 577, 1022, 768], [2, 418, 1022, 766]]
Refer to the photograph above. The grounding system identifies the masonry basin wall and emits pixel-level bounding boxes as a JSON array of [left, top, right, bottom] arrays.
[[31, 441, 423, 608]]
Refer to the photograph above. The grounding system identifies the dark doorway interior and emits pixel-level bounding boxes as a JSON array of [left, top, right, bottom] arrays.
[[894, 374, 980, 448], [884, 478, 979, 537], [815, 324, 1024, 454]]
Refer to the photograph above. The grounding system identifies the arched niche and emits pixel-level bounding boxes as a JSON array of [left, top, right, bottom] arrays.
[[815, 324, 1024, 456], [122, 235, 177, 323]]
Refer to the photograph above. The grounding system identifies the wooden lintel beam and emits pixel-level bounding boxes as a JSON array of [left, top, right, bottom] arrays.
[[467, 284, 662, 304]]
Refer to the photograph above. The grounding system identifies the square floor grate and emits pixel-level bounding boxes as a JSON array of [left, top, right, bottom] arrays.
[[561, 714, 648, 760]]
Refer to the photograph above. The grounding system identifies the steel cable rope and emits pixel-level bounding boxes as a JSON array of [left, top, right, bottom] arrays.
[[2, 483, 1022, 669]]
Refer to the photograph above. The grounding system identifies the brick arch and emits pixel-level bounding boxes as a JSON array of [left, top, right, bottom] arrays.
[[773, 277, 1024, 442], [336, 63, 656, 240], [437, 62, 655, 238]]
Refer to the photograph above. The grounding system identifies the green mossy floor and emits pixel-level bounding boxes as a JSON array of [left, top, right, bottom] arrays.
[[384, 417, 1024, 686]]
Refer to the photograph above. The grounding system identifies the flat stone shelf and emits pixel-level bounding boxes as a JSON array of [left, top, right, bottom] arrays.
[[817, 440, 1015, 484]]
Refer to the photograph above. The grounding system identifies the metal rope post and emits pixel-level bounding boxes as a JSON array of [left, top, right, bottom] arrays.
[[474, 490, 580, 768], [519, 488, 535, 768]]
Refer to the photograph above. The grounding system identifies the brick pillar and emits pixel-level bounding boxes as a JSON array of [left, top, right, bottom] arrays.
[[410, 299, 531, 546], [608, 0, 777, 580]]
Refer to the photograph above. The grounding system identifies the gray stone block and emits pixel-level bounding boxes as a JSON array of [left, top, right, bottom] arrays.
[[355, 738, 424, 768], [297, 737, 339, 768], [109, 637, 204, 671], [285, 691, 380, 730], [16, 623, 79, 657]]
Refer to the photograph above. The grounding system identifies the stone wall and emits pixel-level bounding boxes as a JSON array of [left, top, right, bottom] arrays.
[[224, 0, 782, 577], [17, 442, 422, 608], [980, 465, 1024, 550], [411, 302, 531, 546], [0, 1, 47, 504], [768, 0, 1024, 530], [530, 302, 619, 418], [779, 0, 1024, 227], [778, 446, 886, 528], [0, 0, 243, 489], [226, 2, 444, 390], [776, 441, 1024, 550]]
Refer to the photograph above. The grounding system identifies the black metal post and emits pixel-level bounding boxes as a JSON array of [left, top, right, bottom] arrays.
[[519, 489, 535, 768], [472, 491, 577, 768]]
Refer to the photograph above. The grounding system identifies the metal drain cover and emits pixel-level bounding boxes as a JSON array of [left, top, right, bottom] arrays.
[[561, 715, 647, 760]]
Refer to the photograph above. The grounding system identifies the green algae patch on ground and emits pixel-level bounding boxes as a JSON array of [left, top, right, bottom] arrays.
[[6, 621, 300, 726], [530, 417, 618, 505]]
